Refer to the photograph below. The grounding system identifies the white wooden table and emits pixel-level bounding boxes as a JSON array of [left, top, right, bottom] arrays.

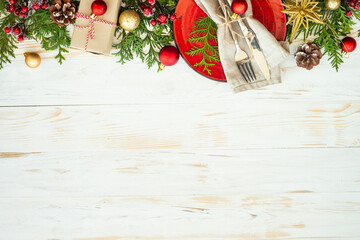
[[0, 40, 359, 240]]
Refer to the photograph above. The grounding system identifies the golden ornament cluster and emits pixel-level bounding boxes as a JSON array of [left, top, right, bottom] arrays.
[[282, 0, 324, 43]]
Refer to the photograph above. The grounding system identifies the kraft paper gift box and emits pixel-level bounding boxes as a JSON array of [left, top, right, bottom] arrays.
[[70, 0, 122, 55]]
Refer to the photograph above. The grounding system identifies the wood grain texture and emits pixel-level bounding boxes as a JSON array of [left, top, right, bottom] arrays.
[[0, 149, 359, 240], [0, 101, 359, 151], [0, 41, 360, 106], [1, 36, 360, 240]]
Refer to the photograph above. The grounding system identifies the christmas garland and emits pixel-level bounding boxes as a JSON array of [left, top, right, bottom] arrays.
[[0, 0, 178, 70], [0, 0, 359, 71], [283, 0, 360, 71]]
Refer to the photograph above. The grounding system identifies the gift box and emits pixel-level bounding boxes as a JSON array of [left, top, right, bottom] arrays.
[[70, 0, 122, 55]]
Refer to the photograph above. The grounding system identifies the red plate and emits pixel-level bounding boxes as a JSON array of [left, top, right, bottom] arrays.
[[173, 0, 287, 82]]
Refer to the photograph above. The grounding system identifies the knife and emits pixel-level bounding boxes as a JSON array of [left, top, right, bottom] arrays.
[[225, 0, 271, 80]]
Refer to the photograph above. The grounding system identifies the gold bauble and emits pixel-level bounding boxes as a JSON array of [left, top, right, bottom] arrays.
[[24, 52, 41, 68], [119, 10, 140, 31], [324, 0, 341, 10]]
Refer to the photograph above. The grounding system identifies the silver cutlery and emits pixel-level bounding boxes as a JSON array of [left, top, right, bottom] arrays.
[[226, 0, 271, 80], [218, 0, 256, 83]]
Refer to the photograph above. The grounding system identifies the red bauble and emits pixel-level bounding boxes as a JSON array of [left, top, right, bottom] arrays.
[[159, 45, 180, 66], [91, 0, 107, 16], [20, 12, 26, 18], [341, 37, 357, 53], [231, 0, 248, 15], [9, 0, 16, 5], [14, 7, 20, 15]]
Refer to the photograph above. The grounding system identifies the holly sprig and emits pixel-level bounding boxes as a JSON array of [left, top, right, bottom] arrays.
[[185, 16, 219, 75], [287, 1, 360, 71], [113, 0, 177, 71]]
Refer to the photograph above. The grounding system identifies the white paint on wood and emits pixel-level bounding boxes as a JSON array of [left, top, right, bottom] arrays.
[[0, 149, 359, 239], [0, 38, 360, 239]]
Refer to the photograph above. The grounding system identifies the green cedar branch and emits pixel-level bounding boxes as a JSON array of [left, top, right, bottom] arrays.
[[185, 16, 219, 75]]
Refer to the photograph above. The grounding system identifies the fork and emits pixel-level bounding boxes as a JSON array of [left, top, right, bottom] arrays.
[[229, 28, 256, 82], [218, 0, 256, 82]]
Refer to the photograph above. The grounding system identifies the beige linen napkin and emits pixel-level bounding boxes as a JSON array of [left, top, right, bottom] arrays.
[[195, 0, 289, 92]]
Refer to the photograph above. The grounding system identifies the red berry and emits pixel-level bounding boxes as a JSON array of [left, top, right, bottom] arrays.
[[14, 7, 20, 14], [142, 6, 152, 16], [6, 4, 15, 12], [32, 3, 40, 10], [91, 0, 107, 15], [170, 13, 176, 21], [157, 13, 167, 24], [3, 26, 11, 34], [12, 26, 21, 35], [150, 19, 157, 26], [20, 12, 26, 18], [9, 0, 16, 5], [17, 35, 24, 42], [21, 6, 28, 13], [349, 0, 355, 7], [41, 3, 48, 9], [139, 3, 146, 10], [346, 10, 353, 17], [148, 0, 155, 5], [355, 3, 360, 9]]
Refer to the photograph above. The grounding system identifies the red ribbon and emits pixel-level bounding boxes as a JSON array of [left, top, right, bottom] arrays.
[[74, 12, 117, 51]]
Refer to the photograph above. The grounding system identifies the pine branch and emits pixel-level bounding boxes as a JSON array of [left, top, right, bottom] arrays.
[[27, 9, 70, 64], [0, 10, 17, 70], [185, 16, 219, 75], [286, 1, 360, 71], [113, 0, 177, 70]]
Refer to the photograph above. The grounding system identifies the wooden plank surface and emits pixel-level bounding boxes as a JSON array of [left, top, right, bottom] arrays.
[[0, 149, 359, 240], [0, 37, 360, 240]]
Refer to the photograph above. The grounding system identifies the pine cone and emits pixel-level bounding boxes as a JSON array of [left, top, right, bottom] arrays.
[[295, 42, 323, 70], [49, 0, 76, 27]]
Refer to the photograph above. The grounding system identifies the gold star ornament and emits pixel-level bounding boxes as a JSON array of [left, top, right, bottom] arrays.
[[282, 0, 324, 43]]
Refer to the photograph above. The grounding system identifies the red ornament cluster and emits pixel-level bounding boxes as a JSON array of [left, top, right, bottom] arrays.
[[138, 0, 176, 26], [3, 0, 49, 42]]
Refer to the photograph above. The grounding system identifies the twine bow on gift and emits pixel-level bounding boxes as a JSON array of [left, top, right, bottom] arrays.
[[216, 1, 255, 62], [74, 12, 117, 51]]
